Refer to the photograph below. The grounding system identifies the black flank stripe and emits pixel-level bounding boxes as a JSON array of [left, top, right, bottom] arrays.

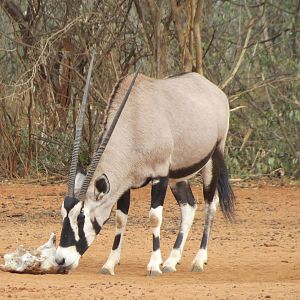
[[169, 147, 216, 179]]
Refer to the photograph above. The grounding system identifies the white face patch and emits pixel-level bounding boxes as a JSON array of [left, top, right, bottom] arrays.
[[55, 245, 81, 269], [61, 205, 67, 219], [83, 208, 97, 246], [68, 202, 82, 242]]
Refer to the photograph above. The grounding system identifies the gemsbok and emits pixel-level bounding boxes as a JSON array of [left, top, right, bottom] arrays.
[[55, 55, 235, 276]]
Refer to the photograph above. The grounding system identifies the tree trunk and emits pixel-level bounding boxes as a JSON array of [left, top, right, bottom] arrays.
[[193, 0, 203, 74], [170, 0, 193, 71]]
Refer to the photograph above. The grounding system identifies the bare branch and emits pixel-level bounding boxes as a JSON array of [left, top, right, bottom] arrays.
[[220, 17, 256, 90]]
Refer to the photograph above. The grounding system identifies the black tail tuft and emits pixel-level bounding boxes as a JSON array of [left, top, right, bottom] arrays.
[[216, 153, 235, 222]]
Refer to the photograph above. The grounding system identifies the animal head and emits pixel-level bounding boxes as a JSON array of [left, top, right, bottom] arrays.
[[55, 56, 141, 271], [55, 173, 104, 271]]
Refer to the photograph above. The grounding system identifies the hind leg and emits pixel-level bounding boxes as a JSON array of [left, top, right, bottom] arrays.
[[162, 181, 196, 272], [191, 158, 219, 272]]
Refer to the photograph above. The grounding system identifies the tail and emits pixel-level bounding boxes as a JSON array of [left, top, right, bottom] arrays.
[[216, 151, 235, 222]]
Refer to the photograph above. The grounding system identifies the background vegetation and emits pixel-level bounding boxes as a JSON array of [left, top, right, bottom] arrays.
[[0, 0, 299, 180]]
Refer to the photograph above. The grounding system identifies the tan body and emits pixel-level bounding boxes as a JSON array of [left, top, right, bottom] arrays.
[[87, 73, 230, 203]]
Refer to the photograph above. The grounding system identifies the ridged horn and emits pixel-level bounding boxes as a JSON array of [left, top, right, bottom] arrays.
[[78, 64, 142, 201], [67, 51, 96, 197]]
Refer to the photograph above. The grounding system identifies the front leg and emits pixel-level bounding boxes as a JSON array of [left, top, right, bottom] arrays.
[[147, 177, 168, 276], [100, 190, 130, 275]]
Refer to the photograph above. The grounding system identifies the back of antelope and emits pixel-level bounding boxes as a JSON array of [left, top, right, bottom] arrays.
[[56, 70, 235, 276]]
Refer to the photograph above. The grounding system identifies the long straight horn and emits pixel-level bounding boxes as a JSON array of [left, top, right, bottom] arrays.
[[78, 64, 142, 200], [67, 51, 96, 197]]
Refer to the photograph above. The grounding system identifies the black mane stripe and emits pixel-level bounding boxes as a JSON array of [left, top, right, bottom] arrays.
[[102, 77, 126, 132], [92, 76, 126, 154], [166, 72, 192, 79]]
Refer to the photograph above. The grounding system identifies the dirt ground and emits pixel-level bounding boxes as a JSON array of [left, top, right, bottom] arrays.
[[0, 181, 299, 299]]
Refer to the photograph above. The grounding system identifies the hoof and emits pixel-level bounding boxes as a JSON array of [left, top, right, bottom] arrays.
[[99, 267, 114, 275], [147, 269, 162, 277], [162, 266, 176, 273], [191, 263, 204, 272]]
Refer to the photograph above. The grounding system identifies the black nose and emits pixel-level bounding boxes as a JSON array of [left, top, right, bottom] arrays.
[[55, 257, 65, 266]]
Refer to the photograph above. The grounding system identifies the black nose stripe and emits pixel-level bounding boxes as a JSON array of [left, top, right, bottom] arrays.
[[59, 217, 76, 247], [64, 196, 80, 212]]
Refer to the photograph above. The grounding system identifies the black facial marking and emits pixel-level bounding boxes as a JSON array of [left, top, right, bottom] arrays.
[[174, 232, 184, 249], [59, 216, 76, 248], [59, 213, 88, 255], [151, 176, 168, 209], [112, 233, 121, 250], [117, 190, 130, 214], [153, 234, 160, 252], [76, 217, 88, 255], [200, 232, 208, 249], [92, 219, 101, 235], [60, 196, 88, 256], [170, 181, 196, 207], [77, 212, 85, 223], [169, 147, 216, 179], [64, 196, 80, 212]]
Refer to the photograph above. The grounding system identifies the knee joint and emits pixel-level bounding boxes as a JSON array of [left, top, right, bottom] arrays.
[[149, 213, 161, 228], [116, 210, 127, 229], [149, 207, 163, 228]]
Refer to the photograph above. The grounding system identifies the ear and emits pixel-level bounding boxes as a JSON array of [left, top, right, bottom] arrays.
[[74, 172, 85, 197], [94, 174, 110, 200]]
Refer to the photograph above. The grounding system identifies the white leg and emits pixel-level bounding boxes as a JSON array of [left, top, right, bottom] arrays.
[[147, 206, 163, 276], [163, 203, 196, 272], [191, 194, 218, 272], [101, 209, 127, 275]]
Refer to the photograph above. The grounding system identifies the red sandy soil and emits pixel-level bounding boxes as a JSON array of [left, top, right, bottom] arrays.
[[0, 182, 299, 299]]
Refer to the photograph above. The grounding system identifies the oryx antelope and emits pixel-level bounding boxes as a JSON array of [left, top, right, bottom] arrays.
[[55, 57, 235, 276]]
